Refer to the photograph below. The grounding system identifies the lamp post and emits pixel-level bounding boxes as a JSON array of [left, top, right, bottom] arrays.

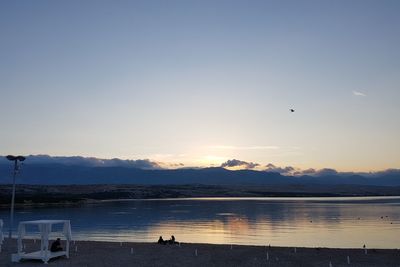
[[6, 155, 26, 239]]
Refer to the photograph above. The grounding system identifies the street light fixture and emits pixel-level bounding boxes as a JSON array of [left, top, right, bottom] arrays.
[[6, 155, 26, 239]]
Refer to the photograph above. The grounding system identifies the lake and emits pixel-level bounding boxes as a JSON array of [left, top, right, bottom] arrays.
[[1, 196, 399, 248]]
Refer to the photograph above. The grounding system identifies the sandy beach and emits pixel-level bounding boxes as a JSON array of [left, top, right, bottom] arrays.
[[1, 238, 399, 267]]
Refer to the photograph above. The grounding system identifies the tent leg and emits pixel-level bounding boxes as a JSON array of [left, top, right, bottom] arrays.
[[11, 254, 21, 262], [66, 239, 70, 258]]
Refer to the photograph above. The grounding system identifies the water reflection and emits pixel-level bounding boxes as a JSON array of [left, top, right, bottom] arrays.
[[0, 197, 399, 248]]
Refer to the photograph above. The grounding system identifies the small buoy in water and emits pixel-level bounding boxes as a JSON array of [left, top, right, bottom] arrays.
[[230, 244, 232, 250], [75, 246, 78, 252], [195, 249, 198, 256], [120, 242, 122, 247], [347, 255, 350, 264], [130, 248, 133, 254], [329, 261, 333, 267]]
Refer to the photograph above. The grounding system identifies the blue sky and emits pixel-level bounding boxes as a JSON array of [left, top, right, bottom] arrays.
[[0, 0, 399, 171]]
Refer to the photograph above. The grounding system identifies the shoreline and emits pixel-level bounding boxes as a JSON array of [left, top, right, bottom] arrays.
[[2, 184, 400, 208], [1, 239, 400, 266], [1, 195, 400, 209]]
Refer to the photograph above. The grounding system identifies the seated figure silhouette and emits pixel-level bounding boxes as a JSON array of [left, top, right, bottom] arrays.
[[168, 235, 177, 245], [157, 236, 167, 245], [50, 238, 63, 252]]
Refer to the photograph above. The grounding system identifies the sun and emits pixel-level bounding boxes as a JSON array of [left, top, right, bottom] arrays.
[[197, 155, 227, 167]]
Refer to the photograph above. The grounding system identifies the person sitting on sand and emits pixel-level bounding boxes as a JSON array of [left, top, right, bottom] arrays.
[[168, 235, 176, 245], [50, 238, 63, 252], [158, 236, 166, 245]]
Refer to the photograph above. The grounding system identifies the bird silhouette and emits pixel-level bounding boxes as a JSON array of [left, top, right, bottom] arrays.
[[290, 109, 295, 113]]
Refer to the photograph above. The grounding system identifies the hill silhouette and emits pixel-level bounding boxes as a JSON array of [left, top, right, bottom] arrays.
[[0, 161, 399, 186]]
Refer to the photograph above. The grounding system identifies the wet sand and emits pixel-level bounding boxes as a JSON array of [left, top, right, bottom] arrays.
[[1, 238, 400, 267]]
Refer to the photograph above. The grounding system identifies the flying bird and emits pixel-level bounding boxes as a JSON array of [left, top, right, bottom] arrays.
[[290, 109, 295, 113]]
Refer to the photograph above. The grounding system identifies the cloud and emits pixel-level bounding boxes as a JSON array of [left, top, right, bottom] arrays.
[[163, 162, 185, 168], [210, 145, 279, 150], [0, 155, 163, 170], [292, 168, 316, 176], [364, 168, 400, 177], [264, 164, 339, 176], [314, 168, 338, 176], [123, 159, 162, 169], [353, 90, 366, 97], [264, 163, 297, 175], [220, 159, 259, 169]]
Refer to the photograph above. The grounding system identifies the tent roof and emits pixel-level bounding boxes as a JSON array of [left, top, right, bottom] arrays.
[[19, 220, 69, 225]]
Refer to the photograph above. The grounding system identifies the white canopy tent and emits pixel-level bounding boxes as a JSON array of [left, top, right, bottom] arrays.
[[0, 219, 4, 252], [11, 220, 72, 264]]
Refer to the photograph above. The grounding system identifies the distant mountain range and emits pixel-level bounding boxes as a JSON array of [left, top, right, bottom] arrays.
[[0, 155, 399, 186]]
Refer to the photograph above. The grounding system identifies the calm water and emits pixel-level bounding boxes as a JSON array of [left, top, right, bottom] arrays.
[[1, 197, 400, 248]]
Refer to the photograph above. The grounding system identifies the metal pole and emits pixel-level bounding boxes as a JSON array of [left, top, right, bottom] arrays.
[[9, 160, 17, 239]]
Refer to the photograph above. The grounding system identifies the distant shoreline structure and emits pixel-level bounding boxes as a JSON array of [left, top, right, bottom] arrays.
[[1, 184, 400, 208]]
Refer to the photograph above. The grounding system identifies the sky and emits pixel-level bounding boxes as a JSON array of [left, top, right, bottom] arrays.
[[0, 0, 399, 172]]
